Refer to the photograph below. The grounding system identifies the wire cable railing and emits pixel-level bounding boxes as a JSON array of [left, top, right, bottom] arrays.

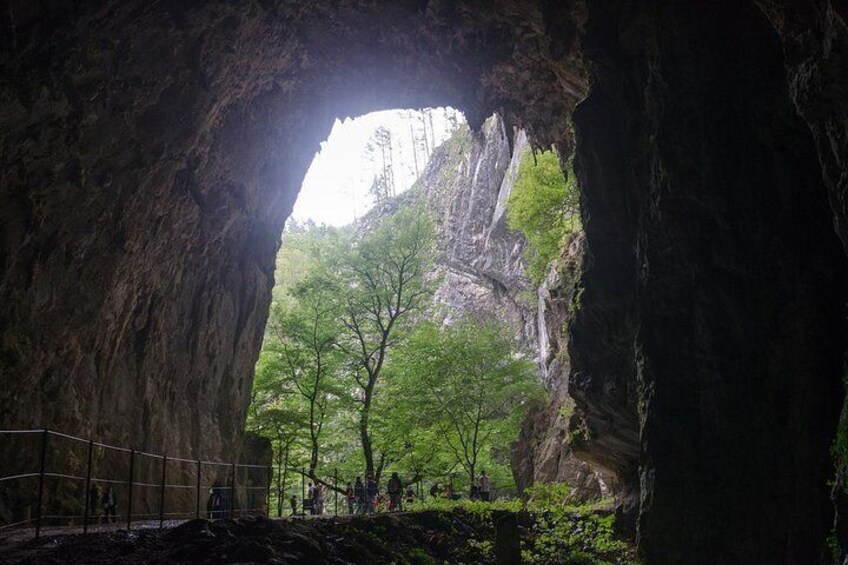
[[0, 428, 272, 540]]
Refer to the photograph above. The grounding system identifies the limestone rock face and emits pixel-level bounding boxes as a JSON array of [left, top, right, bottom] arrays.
[[511, 233, 609, 503], [404, 116, 603, 501], [572, 0, 848, 560], [0, 0, 585, 468], [424, 118, 536, 346]]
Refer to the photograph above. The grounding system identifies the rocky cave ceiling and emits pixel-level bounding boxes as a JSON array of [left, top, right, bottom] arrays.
[[2, 0, 848, 562]]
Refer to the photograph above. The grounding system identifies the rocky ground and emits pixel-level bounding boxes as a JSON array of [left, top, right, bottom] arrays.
[[0, 509, 635, 564], [0, 512, 496, 564]]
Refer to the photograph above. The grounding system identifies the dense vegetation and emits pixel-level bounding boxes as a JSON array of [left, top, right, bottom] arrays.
[[248, 204, 543, 513], [407, 483, 635, 565], [506, 150, 580, 284]]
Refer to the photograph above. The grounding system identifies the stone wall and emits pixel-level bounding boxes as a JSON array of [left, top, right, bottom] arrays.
[[397, 116, 604, 501], [572, 1, 848, 561], [0, 0, 584, 468]]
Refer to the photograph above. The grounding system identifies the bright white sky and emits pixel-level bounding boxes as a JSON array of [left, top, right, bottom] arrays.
[[290, 108, 465, 226]]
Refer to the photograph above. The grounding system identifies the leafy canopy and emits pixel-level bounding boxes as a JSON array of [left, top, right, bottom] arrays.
[[388, 319, 543, 484], [506, 149, 580, 284]]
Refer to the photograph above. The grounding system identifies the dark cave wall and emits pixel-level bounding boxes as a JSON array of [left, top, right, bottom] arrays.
[[0, 1, 327, 461], [573, 0, 848, 562], [3, 0, 848, 562], [0, 0, 583, 464]]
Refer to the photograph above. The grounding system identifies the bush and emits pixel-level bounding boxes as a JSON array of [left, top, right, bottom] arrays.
[[506, 150, 580, 285]]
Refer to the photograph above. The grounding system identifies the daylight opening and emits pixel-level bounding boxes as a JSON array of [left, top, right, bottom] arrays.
[[246, 107, 596, 524]]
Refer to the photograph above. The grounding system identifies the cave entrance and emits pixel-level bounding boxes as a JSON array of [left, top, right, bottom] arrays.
[[5, 2, 847, 563], [246, 105, 594, 520]]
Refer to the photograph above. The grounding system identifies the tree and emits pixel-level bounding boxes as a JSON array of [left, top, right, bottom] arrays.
[[390, 320, 543, 487], [506, 149, 580, 284], [265, 272, 344, 481], [366, 126, 395, 203], [247, 348, 306, 516], [333, 206, 435, 479]]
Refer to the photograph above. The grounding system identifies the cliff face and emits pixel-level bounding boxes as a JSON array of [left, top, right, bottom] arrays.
[[572, 2, 848, 560], [0, 0, 584, 467], [422, 118, 534, 346], [399, 116, 602, 500]]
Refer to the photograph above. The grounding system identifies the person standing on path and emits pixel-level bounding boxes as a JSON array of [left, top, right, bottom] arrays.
[[366, 474, 379, 514], [345, 482, 355, 514], [314, 483, 324, 515], [387, 472, 403, 512], [102, 486, 117, 523], [306, 482, 315, 515], [479, 471, 491, 502], [354, 477, 367, 515]]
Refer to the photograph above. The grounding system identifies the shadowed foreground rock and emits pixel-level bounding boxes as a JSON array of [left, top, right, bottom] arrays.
[[0, 509, 635, 565], [2, 514, 492, 565]]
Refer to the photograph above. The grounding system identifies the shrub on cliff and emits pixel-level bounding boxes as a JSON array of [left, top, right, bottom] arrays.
[[507, 150, 580, 285]]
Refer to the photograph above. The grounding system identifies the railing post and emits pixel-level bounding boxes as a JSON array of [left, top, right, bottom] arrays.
[[159, 455, 167, 528], [334, 468, 338, 516], [266, 465, 273, 518], [195, 459, 202, 519], [229, 462, 236, 520], [301, 468, 305, 517], [83, 438, 94, 534], [280, 445, 289, 517], [126, 449, 135, 530], [34, 428, 49, 540]]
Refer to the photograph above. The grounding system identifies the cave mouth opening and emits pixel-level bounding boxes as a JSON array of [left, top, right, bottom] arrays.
[[246, 104, 593, 518], [3, 2, 848, 562]]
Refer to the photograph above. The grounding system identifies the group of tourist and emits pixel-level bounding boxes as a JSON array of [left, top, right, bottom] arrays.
[[343, 472, 412, 514], [429, 470, 492, 502], [87, 484, 119, 523], [289, 470, 493, 517], [304, 481, 326, 515]]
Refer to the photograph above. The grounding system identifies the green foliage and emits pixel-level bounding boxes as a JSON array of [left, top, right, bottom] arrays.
[[407, 498, 634, 565], [405, 547, 437, 565], [506, 149, 580, 285], [409, 497, 523, 517], [272, 222, 345, 303], [331, 205, 436, 476], [389, 319, 544, 486], [525, 482, 573, 508], [523, 510, 632, 565], [250, 198, 550, 512]]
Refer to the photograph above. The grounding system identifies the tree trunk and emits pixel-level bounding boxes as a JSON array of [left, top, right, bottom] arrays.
[[360, 389, 374, 477], [280, 445, 289, 516], [276, 445, 284, 517]]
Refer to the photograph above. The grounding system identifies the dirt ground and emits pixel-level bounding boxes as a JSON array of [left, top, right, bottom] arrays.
[[0, 511, 502, 564]]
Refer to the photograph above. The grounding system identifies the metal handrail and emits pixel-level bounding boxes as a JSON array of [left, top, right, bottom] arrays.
[[0, 427, 273, 540], [1, 429, 264, 468]]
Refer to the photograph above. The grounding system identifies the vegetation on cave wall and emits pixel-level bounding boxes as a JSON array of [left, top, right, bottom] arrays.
[[506, 149, 580, 284]]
